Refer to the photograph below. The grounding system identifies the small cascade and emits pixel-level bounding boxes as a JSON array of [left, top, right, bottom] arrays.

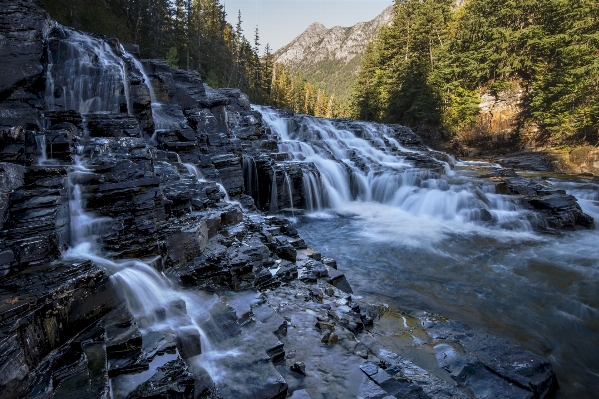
[[302, 169, 324, 212], [216, 183, 233, 203], [35, 135, 47, 165], [269, 170, 278, 214], [45, 27, 131, 114], [242, 155, 260, 204], [123, 52, 184, 136], [183, 162, 238, 206], [64, 157, 224, 385], [283, 170, 295, 217], [254, 105, 533, 231], [183, 162, 205, 181]]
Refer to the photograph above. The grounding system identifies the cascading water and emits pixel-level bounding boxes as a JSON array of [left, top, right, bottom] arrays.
[[123, 51, 185, 139], [251, 106, 599, 398], [64, 156, 236, 392], [269, 170, 278, 214], [302, 169, 323, 212], [35, 135, 48, 165], [45, 27, 131, 114], [283, 171, 295, 217], [256, 105, 530, 230], [242, 155, 260, 204]]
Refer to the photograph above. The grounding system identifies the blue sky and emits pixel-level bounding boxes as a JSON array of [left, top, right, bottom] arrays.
[[222, 0, 392, 53]]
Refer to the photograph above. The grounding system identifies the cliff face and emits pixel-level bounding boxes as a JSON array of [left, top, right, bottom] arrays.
[[452, 81, 542, 155], [272, 6, 394, 98]]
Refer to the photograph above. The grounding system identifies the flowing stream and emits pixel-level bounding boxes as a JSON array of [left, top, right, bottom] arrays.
[[64, 157, 233, 394], [256, 106, 599, 399]]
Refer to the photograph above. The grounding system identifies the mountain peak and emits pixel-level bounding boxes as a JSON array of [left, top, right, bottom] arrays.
[[272, 6, 394, 99], [306, 22, 328, 32], [274, 6, 393, 67]]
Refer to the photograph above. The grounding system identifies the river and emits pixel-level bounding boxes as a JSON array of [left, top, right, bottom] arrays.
[[295, 169, 599, 398]]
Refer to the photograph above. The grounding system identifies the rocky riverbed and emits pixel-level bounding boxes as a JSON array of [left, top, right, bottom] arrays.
[[0, 1, 594, 398]]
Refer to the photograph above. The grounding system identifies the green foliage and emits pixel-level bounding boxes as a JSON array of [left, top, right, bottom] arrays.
[[165, 47, 179, 69], [350, 0, 454, 126], [263, 63, 343, 118], [351, 0, 599, 145], [42, 0, 132, 41]]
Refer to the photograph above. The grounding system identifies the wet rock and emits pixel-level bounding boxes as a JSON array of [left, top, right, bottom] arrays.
[[85, 113, 142, 138], [503, 176, 594, 230], [217, 88, 251, 112], [125, 358, 195, 399], [175, 326, 202, 359], [266, 341, 286, 363], [0, 127, 36, 165], [0, 0, 46, 129], [326, 268, 353, 294], [0, 167, 69, 274], [164, 218, 209, 267], [274, 261, 298, 284], [0, 162, 25, 231], [198, 84, 230, 108], [275, 243, 297, 263], [321, 257, 337, 269], [321, 332, 339, 345], [0, 261, 118, 397], [105, 308, 148, 377], [290, 361, 306, 376]]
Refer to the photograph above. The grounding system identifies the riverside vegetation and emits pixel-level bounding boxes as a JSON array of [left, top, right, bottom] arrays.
[[351, 0, 599, 149]]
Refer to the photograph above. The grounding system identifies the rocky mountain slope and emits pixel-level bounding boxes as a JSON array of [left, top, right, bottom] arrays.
[[272, 5, 393, 99]]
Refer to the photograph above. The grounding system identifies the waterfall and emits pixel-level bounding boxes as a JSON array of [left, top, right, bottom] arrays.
[[283, 171, 295, 217], [35, 135, 48, 165], [183, 162, 205, 181], [269, 170, 278, 214], [242, 155, 260, 205], [64, 157, 228, 384], [123, 52, 184, 136], [302, 169, 324, 212], [45, 27, 131, 114], [254, 105, 532, 231], [183, 162, 238, 206]]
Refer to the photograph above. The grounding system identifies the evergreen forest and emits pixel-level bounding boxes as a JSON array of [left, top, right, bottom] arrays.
[[351, 0, 599, 146]]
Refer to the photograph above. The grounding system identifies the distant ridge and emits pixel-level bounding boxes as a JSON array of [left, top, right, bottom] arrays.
[[272, 5, 394, 100]]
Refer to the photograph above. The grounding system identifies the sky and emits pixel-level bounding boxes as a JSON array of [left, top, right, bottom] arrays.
[[222, 0, 392, 53]]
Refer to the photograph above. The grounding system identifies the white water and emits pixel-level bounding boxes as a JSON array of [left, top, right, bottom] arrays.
[[45, 28, 131, 114], [269, 170, 278, 214], [255, 105, 534, 243], [254, 108, 599, 398], [242, 155, 259, 204], [123, 51, 185, 138], [65, 158, 236, 385], [283, 171, 295, 217], [35, 135, 48, 165]]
